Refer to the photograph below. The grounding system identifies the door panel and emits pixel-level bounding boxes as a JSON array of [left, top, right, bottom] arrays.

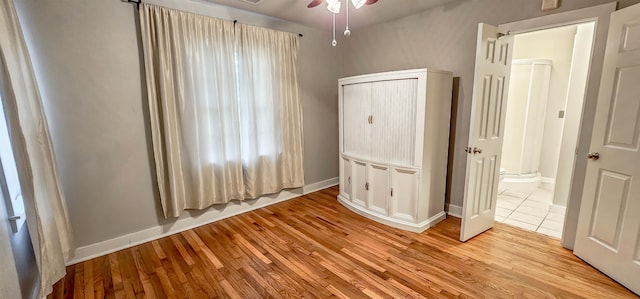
[[368, 163, 389, 215], [588, 170, 630, 249], [461, 23, 513, 242], [370, 82, 389, 163], [342, 83, 371, 159], [574, 3, 640, 295], [352, 161, 368, 207], [604, 65, 640, 149], [372, 79, 418, 166], [390, 167, 419, 222], [339, 156, 352, 201]]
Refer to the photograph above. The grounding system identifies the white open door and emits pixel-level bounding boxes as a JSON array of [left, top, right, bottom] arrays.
[[574, 3, 640, 295], [460, 23, 513, 242]]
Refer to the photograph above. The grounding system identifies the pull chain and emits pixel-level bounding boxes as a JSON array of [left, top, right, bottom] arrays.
[[344, 0, 351, 36], [332, 12, 337, 46]]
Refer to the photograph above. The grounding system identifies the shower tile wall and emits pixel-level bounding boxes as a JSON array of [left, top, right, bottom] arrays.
[[495, 184, 565, 238]]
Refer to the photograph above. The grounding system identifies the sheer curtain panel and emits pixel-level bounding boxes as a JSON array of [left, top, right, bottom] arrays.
[[236, 24, 304, 198], [140, 4, 243, 218], [140, 4, 304, 218], [0, 0, 74, 297]]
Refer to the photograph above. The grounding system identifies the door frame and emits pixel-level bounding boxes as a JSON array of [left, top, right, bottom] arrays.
[[497, 2, 616, 249]]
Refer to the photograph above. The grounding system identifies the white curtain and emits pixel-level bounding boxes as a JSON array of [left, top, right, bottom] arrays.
[[139, 4, 304, 218], [236, 24, 304, 198], [0, 0, 74, 297]]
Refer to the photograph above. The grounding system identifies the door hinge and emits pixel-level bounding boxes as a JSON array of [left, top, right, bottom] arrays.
[[390, 188, 393, 197], [365, 182, 369, 190]]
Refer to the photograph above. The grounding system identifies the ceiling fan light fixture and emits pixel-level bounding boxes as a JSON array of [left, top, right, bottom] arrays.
[[352, 0, 366, 9], [326, 0, 341, 13], [306, 0, 381, 46]]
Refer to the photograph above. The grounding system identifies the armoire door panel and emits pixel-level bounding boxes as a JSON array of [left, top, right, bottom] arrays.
[[368, 163, 389, 215], [390, 168, 419, 222], [370, 82, 389, 163], [343, 83, 372, 159], [371, 79, 418, 166], [340, 156, 352, 201], [352, 161, 368, 208]]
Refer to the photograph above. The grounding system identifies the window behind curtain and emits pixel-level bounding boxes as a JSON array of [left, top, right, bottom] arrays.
[[139, 4, 304, 217]]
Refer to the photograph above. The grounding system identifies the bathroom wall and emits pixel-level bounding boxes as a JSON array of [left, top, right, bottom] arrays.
[[510, 25, 578, 181], [554, 23, 595, 207], [502, 61, 552, 176], [501, 64, 533, 174]]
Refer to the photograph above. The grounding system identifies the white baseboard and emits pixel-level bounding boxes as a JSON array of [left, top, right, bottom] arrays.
[[446, 203, 462, 218], [550, 204, 567, 214], [541, 177, 556, 184], [68, 177, 338, 266], [303, 177, 339, 194]]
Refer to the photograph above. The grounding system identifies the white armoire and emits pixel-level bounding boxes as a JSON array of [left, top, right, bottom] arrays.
[[338, 68, 453, 232]]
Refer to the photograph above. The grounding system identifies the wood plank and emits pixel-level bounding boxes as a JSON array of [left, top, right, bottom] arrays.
[[47, 186, 637, 298]]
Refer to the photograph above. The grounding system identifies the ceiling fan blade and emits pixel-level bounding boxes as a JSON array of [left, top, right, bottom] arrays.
[[307, 0, 323, 8], [365, 0, 379, 4]]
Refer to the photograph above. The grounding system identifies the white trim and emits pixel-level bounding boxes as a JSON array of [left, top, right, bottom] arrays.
[[337, 195, 446, 233], [446, 203, 462, 218], [67, 177, 338, 265], [550, 204, 567, 214], [512, 58, 553, 65], [541, 177, 556, 184], [303, 177, 339, 194]]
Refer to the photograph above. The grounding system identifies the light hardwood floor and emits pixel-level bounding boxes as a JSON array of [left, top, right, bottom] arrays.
[[49, 186, 636, 298]]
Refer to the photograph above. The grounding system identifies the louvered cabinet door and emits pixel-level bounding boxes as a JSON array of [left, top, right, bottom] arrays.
[[371, 79, 418, 166], [342, 83, 372, 160]]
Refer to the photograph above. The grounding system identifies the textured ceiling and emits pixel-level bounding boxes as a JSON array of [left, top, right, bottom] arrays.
[[199, 0, 464, 30]]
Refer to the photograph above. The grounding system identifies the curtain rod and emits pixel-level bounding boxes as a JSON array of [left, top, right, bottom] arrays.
[[233, 20, 303, 37], [127, 0, 141, 9], [124, 1, 303, 37]]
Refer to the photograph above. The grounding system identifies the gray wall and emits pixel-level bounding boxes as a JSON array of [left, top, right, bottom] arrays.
[[339, 0, 640, 208], [15, 0, 340, 248]]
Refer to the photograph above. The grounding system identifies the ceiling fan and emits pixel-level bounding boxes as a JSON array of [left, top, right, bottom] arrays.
[[307, 0, 379, 8], [307, 0, 380, 46]]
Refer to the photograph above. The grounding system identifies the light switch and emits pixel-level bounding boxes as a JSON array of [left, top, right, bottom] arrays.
[[558, 110, 565, 118]]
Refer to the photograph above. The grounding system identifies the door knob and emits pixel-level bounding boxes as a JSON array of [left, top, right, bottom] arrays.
[[587, 152, 600, 160], [473, 147, 482, 154]]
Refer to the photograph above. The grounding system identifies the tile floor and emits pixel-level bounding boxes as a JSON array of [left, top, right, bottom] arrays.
[[495, 183, 566, 239]]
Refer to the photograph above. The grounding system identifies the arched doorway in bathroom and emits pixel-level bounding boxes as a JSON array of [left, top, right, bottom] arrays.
[[495, 22, 595, 239]]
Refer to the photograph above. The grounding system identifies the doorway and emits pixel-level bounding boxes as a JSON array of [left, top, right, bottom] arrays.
[[0, 72, 38, 299], [495, 22, 595, 238]]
